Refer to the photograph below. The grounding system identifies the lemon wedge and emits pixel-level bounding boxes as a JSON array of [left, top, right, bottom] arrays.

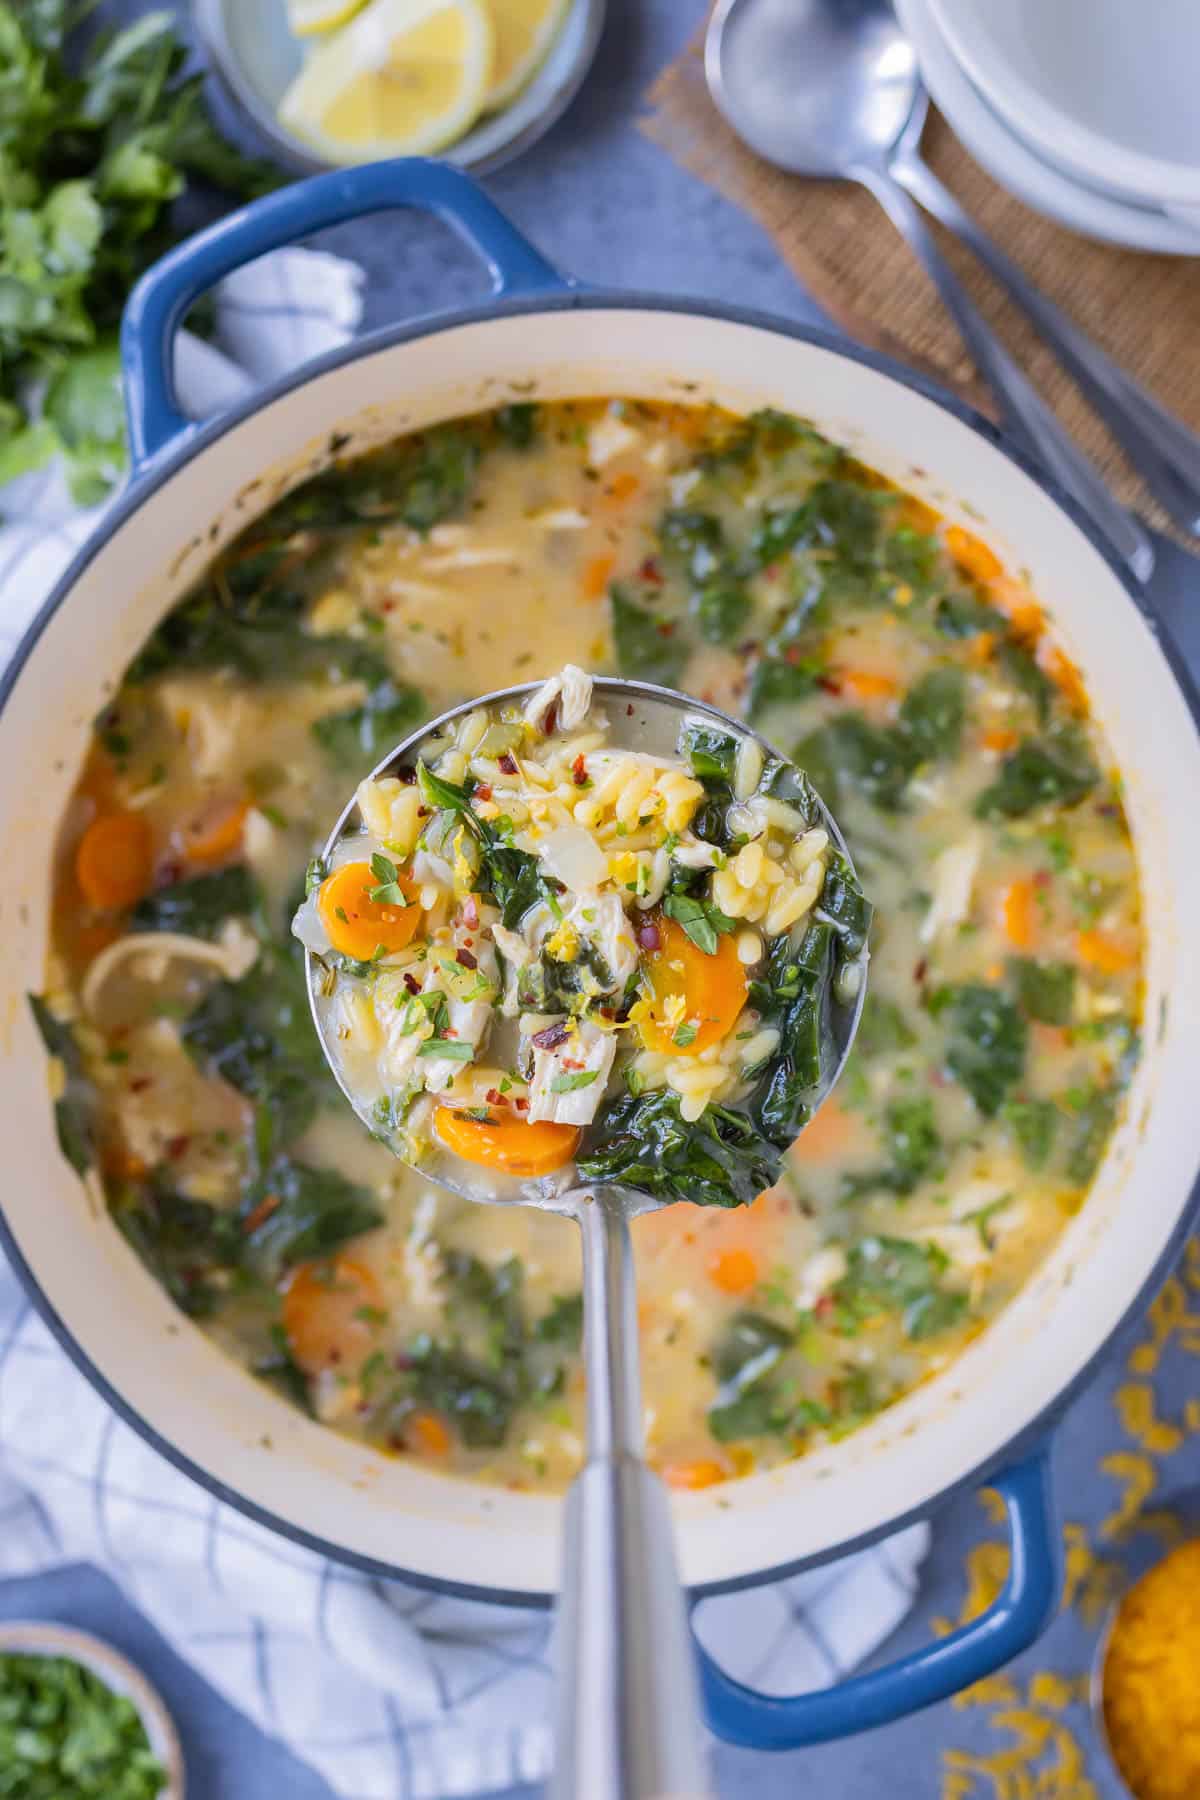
[[286, 0, 369, 36], [278, 0, 495, 159], [481, 0, 572, 110]]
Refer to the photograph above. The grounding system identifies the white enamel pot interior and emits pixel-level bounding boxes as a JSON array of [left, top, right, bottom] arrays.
[[2, 299, 1199, 1601]]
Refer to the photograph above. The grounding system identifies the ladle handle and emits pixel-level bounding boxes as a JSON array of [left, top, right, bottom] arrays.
[[852, 164, 1155, 585], [549, 1195, 711, 1800]]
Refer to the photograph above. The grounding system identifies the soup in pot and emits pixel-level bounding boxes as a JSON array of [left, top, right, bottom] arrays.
[[35, 399, 1142, 1491]]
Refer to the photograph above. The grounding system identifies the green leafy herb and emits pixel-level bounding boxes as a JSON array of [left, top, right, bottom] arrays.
[[549, 1069, 598, 1093], [975, 734, 1099, 819], [0, 6, 277, 510], [678, 721, 739, 785], [1009, 956, 1076, 1026], [609, 583, 685, 686], [898, 666, 967, 760], [312, 679, 426, 771], [240, 1160, 382, 1284], [368, 851, 407, 906], [662, 891, 736, 955], [835, 1235, 967, 1342], [1002, 1098, 1059, 1169], [28, 994, 97, 1176], [931, 983, 1027, 1116], [131, 864, 258, 938], [997, 640, 1054, 723], [0, 1648, 166, 1799]]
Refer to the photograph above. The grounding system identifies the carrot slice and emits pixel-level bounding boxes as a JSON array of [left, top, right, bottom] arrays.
[[999, 878, 1037, 950], [1039, 644, 1088, 714], [582, 551, 616, 600], [435, 1107, 581, 1176], [708, 1247, 759, 1295], [639, 915, 748, 1057], [318, 860, 421, 960], [662, 1460, 727, 1491], [406, 1411, 452, 1456], [981, 726, 1019, 754], [282, 1256, 385, 1376], [183, 796, 249, 866], [607, 471, 640, 502], [75, 812, 154, 910], [1076, 929, 1137, 974], [840, 670, 898, 702], [944, 523, 1002, 586]]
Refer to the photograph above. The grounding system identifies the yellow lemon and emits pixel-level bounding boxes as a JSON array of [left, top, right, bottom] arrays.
[[278, 0, 495, 159], [481, 0, 572, 110], [286, 0, 369, 36]]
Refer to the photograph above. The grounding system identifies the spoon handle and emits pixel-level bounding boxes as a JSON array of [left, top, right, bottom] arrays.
[[891, 151, 1200, 537], [851, 163, 1155, 583], [549, 1193, 711, 1800]]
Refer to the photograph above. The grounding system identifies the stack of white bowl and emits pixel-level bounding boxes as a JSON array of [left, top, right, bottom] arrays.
[[894, 0, 1200, 253]]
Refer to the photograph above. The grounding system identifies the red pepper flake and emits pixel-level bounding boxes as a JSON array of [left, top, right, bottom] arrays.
[[626, 704, 635, 716], [817, 675, 843, 696], [155, 857, 184, 888], [765, 562, 781, 583], [417, 804, 430, 817], [543, 698, 560, 734], [913, 957, 928, 984], [639, 556, 664, 585], [165, 1134, 190, 1160], [403, 972, 421, 994], [531, 1020, 569, 1050], [561, 1057, 584, 1072], [455, 947, 478, 970], [572, 753, 588, 786], [636, 922, 661, 951], [498, 752, 518, 776], [129, 1076, 153, 1094], [485, 1088, 507, 1107], [514, 1096, 530, 1112], [474, 782, 493, 801], [399, 768, 417, 785], [242, 1193, 280, 1235], [656, 622, 675, 639], [1033, 869, 1052, 889], [929, 1067, 949, 1088], [814, 1293, 834, 1321]]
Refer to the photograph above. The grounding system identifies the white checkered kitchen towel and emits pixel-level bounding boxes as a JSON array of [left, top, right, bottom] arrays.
[[0, 247, 930, 1800]]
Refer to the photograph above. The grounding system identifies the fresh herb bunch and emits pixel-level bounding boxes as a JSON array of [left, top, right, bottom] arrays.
[[0, 3, 278, 503], [0, 1650, 165, 1799]]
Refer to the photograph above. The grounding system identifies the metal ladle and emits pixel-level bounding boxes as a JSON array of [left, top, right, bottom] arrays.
[[705, 0, 1164, 579], [306, 678, 867, 1800]]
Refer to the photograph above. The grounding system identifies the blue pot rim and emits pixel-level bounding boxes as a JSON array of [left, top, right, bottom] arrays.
[[3, 287, 1198, 1608]]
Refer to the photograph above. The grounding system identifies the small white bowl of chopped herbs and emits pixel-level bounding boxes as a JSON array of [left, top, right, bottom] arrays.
[[0, 1623, 184, 1800]]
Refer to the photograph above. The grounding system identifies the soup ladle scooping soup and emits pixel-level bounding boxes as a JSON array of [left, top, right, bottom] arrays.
[[297, 667, 870, 1800]]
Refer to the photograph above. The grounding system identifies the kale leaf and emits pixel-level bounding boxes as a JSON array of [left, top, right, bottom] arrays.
[[311, 679, 426, 770], [609, 583, 686, 686], [1009, 956, 1076, 1026], [578, 1089, 781, 1209], [131, 865, 258, 938], [835, 1235, 967, 1341], [240, 1159, 382, 1284], [28, 994, 97, 1177], [931, 983, 1027, 1116], [707, 1311, 796, 1442], [1002, 1097, 1059, 1169], [975, 734, 1099, 819], [898, 666, 967, 760], [747, 656, 822, 720], [113, 1179, 240, 1319]]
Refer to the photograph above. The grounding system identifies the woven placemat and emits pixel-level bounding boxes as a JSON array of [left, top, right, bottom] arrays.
[[640, 14, 1200, 538]]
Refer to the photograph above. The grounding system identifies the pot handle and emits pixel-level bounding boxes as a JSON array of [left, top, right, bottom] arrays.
[[120, 158, 570, 468], [698, 1447, 1056, 1749]]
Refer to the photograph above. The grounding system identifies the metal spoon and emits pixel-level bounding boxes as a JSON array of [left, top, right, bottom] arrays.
[[705, 0, 1158, 581], [306, 677, 867, 1800]]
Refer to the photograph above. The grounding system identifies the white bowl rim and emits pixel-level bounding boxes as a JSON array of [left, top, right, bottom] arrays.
[[927, 0, 1200, 206], [895, 0, 1200, 254], [4, 288, 1199, 1604], [0, 1620, 186, 1797]]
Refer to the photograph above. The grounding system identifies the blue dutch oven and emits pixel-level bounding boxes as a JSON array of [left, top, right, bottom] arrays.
[[2, 160, 1199, 1749]]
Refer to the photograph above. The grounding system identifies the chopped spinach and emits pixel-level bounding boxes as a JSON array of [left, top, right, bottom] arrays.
[[578, 1089, 781, 1209], [609, 583, 685, 686], [1002, 1097, 1059, 1169], [240, 1159, 382, 1283], [707, 1311, 796, 1442], [835, 1235, 967, 1341], [113, 1179, 239, 1319], [997, 640, 1054, 722], [28, 994, 97, 1177], [311, 678, 426, 769], [975, 733, 1099, 819], [1009, 956, 1076, 1026], [931, 983, 1027, 1116], [795, 713, 915, 813], [898, 666, 967, 761], [403, 1338, 516, 1447], [747, 656, 822, 720], [494, 402, 539, 449], [131, 865, 257, 938], [679, 721, 739, 785], [1064, 1083, 1121, 1185], [884, 1096, 941, 1188]]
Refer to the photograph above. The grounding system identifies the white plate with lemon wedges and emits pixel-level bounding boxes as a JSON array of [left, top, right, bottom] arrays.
[[195, 0, 605, 173]]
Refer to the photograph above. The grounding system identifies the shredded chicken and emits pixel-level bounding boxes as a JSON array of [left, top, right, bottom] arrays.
[[82, 920, 259, 1019], [524, 664, 593, 733], [527, 1018, 616, 1126]]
